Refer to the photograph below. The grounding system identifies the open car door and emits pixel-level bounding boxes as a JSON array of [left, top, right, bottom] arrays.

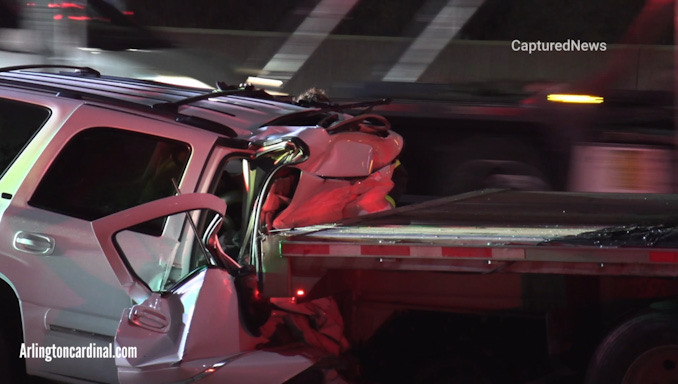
[[92, 193, 318, 384]]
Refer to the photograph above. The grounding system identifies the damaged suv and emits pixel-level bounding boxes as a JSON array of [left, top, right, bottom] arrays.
[[0, 66, 402, 383]]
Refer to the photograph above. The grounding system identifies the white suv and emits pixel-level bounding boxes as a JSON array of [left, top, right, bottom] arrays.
[[0, 66, 402, 383]]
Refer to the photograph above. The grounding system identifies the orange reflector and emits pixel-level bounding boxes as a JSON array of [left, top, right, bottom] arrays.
[[547, 94, 604, 104], [205, 368, 217, 374]]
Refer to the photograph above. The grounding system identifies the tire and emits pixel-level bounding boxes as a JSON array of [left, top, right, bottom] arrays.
[[0, 327, 25, 384], [585, 312, 678, 384]]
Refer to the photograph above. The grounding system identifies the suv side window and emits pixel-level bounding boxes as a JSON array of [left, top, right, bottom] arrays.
[[0, 99, 51, 177], [30, 127, 190, 234]]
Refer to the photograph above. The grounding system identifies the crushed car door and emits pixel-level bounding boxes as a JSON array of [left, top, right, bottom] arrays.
[[92, 193, 317, 384]]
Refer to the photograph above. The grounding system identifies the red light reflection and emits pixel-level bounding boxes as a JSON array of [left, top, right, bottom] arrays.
[[60, 2, 86, 9]]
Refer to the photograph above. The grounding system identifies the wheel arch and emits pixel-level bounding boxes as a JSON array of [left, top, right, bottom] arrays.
[[0, 274, 24, 336]]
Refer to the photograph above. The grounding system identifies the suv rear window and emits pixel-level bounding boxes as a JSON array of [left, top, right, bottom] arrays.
[[30, 128, 190, 234], [0, 98, 51, 178]]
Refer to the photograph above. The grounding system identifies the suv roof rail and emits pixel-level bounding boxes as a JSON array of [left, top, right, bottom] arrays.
[[152, 84, 274, 113], [0, 65, 101, 77], [0, 68, 240, 137], [296, 98, 392, 112]]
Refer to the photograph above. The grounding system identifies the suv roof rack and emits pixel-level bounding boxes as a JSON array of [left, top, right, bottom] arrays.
[[0, 65, 101, 77], [0, 67, 241, 137], [295, 98, 392, 112], [152, 84, 274, 113], [0, 67, 392, 137]]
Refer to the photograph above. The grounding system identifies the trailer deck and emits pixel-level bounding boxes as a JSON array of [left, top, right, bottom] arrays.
[[262, 190, 678, 292]]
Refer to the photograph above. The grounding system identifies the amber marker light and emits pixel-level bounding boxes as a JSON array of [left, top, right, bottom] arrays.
[[547, 94, 604, 104]]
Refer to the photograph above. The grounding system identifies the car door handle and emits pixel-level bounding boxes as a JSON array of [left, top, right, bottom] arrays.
[[14, 232, 55, 255], [128, 305, 170, 333]]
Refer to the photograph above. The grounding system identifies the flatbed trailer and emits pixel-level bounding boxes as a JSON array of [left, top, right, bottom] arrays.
[[260, 190, 678, 383]]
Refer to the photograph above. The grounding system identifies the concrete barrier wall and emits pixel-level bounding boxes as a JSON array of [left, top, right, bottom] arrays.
[[154, 27, 674, 96]]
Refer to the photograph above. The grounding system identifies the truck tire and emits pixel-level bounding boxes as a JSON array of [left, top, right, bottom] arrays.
[[585, 312, 678, 384]]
